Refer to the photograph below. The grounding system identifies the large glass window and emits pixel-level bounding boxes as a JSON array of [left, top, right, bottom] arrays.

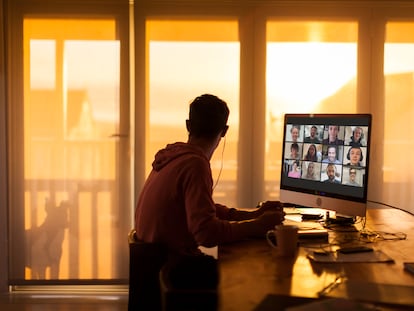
[[146, 20, 239, 207], [265, 21, 358, 199], [10, 17, 130, 283], [383, 22, 414, 209]]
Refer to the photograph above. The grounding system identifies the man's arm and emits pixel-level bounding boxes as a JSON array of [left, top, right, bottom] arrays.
[[217, 201, 284, 221]]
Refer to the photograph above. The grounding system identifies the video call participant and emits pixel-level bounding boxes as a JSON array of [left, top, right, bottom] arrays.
[[349, 126, 366, 147], [322, 145, 341, 164], [303, 162, 317, 180], [290, 125, 302, 142], [345, 167, 360, 186], [304, 125, 320, 143], [289, 142, 300, 160], [304, 144, 318, 162], [135, 94, 285, 259], [323, 163, 341, 184], [288, 160, 301, 178], [322, 125, 344, 145], [346, 146, 363, 167]]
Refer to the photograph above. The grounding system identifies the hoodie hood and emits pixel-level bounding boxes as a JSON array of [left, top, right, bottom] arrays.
[[152, 142, 207, 172]]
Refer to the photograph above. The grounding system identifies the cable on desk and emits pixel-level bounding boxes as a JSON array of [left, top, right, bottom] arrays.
[[367, 199, 414, 217], [359, 228, 407, 242]]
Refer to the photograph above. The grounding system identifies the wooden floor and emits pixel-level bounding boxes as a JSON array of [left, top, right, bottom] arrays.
[[0, 290, 128, 311]]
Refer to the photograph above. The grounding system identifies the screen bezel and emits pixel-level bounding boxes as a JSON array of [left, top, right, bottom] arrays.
[[279, 113, 372, 217]]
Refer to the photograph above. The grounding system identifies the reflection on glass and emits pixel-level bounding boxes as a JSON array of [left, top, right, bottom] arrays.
[[147, 20, 239, 207], [265, 21, 358, 199]]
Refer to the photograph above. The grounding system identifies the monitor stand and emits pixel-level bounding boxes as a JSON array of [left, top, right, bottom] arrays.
[[326, 214, 356, 226], [324, 213, 358, 232]]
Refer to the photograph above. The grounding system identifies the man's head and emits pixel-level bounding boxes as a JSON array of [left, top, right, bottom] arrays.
[[310, 125, 317, 138], [349, 168, 357, 181], [326, 163, 336, 180], [328, 125, 339, 141], [327, 145, 337, 162], [353, 127, 363, 141], [347, 146, 363, 165], [186, 94, 229, 139]]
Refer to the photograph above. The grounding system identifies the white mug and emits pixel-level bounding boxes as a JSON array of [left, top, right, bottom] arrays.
[[266, 224, 299, 257]]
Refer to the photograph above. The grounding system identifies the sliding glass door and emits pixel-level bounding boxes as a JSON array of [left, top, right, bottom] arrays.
[[8, 1, 131, 283]]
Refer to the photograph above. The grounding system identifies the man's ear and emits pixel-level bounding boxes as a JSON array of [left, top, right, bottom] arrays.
[[221, 125, 229, 137]]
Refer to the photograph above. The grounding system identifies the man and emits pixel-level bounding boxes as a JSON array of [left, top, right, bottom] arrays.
[[346, 146, 363, 166], [345, 168, 360, 186], [304, 125, 320, 143], [322, 125, 344, 145], [135, 94, 285, 257], [322, 145, 341, 164], [323, 163, 341, 183], [349, 126, 366, 147]]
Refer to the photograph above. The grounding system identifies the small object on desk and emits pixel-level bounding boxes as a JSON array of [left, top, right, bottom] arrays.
[[337, 246, 373, 254], [298, 229, 329, 243], [306, 248, 394, 263], [313, 250, 329, 256], [403, 262, 414, 275], [301, 213, 323, 221]]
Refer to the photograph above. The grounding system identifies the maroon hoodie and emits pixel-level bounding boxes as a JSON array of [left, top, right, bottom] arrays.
[[135, 142, 241, 255]]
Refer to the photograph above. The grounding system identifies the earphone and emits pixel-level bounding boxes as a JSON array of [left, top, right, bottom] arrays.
[[213, 135, 226, 190]]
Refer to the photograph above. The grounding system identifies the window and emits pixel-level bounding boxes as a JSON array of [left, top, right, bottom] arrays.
[[265, 21, 358, 198], [9, 10, 130, 283], [146, 20, 240, 207], [383, 21, 414, 209]]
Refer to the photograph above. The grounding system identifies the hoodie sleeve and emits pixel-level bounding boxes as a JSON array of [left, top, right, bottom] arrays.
[[215, 203, 233, 220], [181, 156, 239, 247]]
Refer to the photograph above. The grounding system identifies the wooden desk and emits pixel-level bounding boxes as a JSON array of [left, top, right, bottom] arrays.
[[218, 208, 414, 310]]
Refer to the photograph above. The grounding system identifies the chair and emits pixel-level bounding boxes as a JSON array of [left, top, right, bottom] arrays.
[[128, 229, 219, 311], [128, 229, 168, 311], [159, 254, 219, 311]]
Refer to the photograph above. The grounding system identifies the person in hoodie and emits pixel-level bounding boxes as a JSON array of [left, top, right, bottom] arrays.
[[134, 94, 285, 257]]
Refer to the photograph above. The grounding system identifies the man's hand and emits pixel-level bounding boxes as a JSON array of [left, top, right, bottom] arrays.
[[252, 210, 285, 237], [257, 200, 284, 214]]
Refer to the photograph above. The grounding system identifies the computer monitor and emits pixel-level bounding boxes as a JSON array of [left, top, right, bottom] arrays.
[[280, 114, 372, 217]]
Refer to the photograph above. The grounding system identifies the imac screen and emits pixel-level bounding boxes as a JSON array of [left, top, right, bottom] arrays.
[[280, 114, 372, 217]]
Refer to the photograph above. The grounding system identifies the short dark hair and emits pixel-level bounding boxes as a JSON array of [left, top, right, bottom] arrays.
[[291, 143, 299, 151], [188, 94, 229, 139]]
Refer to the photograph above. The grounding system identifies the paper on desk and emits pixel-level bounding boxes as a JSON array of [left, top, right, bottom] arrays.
[[284, 217, 325, 230], [306, 249, 394, 263], [326, 280, 414, 307], [286, 298, 377, 311]]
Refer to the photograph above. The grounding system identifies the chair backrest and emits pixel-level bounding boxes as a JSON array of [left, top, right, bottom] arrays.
[[128, 229, 168, 311], [159, 254, 219, 311]]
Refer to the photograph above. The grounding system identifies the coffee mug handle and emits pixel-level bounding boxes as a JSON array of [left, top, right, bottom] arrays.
[[266, 230, 277, 248]]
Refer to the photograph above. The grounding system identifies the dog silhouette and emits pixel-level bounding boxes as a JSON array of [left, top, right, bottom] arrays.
[[25, 199, 69, 279]]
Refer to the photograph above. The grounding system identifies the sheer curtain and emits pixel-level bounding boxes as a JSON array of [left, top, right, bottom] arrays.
[[6, 0, 131, 284]]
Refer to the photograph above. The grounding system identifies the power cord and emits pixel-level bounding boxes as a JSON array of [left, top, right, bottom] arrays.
[[367, 199, 414, 217]]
